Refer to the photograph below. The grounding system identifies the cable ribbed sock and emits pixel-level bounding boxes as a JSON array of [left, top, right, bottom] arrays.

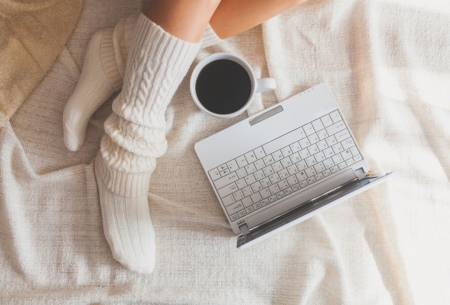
[[94, 14, 200, 274], [63, 15, 221, 151]]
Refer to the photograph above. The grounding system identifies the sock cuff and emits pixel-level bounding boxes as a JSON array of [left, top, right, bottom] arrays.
[[95, 152, 152, 197], [101, 28, 123, 91], [201, 24, 222, 49]]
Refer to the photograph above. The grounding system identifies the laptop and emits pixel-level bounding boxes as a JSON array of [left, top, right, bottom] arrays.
[[194, 83, 392, 249]]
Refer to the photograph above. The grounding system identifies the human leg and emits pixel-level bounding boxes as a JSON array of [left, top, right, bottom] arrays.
[[63, 0, 305, 151], [95, 0, 221, 274]]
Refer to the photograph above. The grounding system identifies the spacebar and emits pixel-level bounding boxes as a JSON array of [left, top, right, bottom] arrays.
[[246, 169, 355, 228]]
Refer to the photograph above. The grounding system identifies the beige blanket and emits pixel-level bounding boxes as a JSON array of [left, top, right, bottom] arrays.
[[1, 0, 449, 303]]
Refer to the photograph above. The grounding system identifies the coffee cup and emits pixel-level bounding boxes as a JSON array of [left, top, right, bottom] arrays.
[[190, 53, 276, 118]]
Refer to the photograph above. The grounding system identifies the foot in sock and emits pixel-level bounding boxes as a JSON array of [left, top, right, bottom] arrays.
[[94, 14, 200, 273], [63, 15, 221, 151]]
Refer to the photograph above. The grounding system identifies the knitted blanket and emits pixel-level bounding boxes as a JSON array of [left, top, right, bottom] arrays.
[[1, 0, 449, 303]]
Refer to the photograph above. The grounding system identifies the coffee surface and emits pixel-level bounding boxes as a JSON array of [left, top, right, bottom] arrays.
[[195, 59, 251, 114]]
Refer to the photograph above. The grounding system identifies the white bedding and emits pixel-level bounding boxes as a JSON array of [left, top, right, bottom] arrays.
[[1, 0, 449, 303]]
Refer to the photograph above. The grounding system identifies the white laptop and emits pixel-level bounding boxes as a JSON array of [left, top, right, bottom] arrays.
[[194, 83, 392, 249]]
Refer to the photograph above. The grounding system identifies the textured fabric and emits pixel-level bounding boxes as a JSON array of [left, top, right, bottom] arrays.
[[0, 0, 84, 128], [1, 0, 450, 303]]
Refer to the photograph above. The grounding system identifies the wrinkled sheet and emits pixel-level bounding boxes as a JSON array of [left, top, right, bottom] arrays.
[[1, 0, 449, 303]]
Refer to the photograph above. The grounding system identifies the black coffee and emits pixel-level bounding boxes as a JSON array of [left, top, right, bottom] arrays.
[[195, 59, 251, 114]]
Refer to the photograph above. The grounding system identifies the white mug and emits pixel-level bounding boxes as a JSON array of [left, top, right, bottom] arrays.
[[190, 53, 276, 118]]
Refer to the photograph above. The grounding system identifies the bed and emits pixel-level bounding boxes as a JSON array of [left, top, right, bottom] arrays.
[[1, 0, 449, 303]]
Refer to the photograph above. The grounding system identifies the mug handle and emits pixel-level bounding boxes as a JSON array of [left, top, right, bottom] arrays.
[[255, 78, 277, 93]]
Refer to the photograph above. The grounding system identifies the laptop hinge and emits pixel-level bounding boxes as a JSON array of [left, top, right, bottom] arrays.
[[239, 223, 250, 235]]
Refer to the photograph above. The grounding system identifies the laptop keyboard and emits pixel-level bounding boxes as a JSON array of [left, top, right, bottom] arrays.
[[208, 110, 363, 222]]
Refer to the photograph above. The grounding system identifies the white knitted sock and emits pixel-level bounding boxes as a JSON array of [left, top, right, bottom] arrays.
[[63, 15, 221, 151], [95, 14, 200, 274]]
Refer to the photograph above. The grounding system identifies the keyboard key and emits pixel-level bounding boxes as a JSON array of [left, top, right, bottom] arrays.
[[226, 160, 238, 172], [299, 180, 308, 188], [281, 146, 293, 157], [296, 160, 308, 171], [312, 119, 324, 131], [276, 191, 285, 199], [314, 162, 325, 172], [323, 169, 331, 176], [254, 159, 265, 170], [230, 214, 238, 221], [263, 155, 275, 166], [236, 178, 247, 189], [260, 177, 271, 188], [290, 142, 302, 153], [314, 151, 326, 162], [209, 168, 221, 181], [242, 186, 253, 197], [338, 162, 347, 169], [307, 144, 319, 155], [280, 157, 292, 168], [245, 163, 257, 174], [242, 197, 253, 208], [218, 164, 228, 171], [254, 170, 265, 181], [244, 174, 256, 185], [254, 202, 263, 209], [326, 121, 346, 135], [260, 188, 271, 199], [251, 182, 262, 193], [291, 184, 300, 192], [314, 173, 324, 181], [272, 161, 283, 172], [245, 206, 255, 214], [341, 149, 352, 160], [317, 129, 329, 140], [263, 166, 274, 177], [233, 190, 245, 201], [272, 150, 284, 161], [305, 156, 317, 167], [305, 167, 317, 177], [254, 147, 266, 159], [323, 158, 334, 169], [350, 146, 359, 156], [326, 135, 337, 146], [297, 127, 307, 139], [226, 201, 244, 215], [268, 195, 277, 203], [236, 156, 248, 168], [278, 169, 290, 179], [330, 166, 339, 173], [278, 179, 290, 190], [346, 158, 355, 166], [308, 133, 320, 144], [269, 184, 280, 194], [317, 140, 328, 151], [335, 130, 351, 142], [321, 114, 333, 127], [299, 149, 310, 159], [269, 173, 281, 184], [353, 154, 362, 162], [303, 123, 315, 136], [245, 151, 257, 163], [296, 171, 307, 181], [299, 138, 311, 149], [332, 154, 343, 164], [283, 188, 292, 196], [214, 172, 238, 189], [330, 110, 342, 123], [332, 143, 344, 154], [251, 192, 262, 203], [342, 138, 355, 149], [323, 147, 334, 158], [222, 195, 235, 206], [237, 210, 247, 218], [236, 168, 247, 179], [287, 164, 299, 176], [220, 169, 230, 176], [306, 176, 316, 184], [290, 152, 301, 163], [287, 175, 298, 186]]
